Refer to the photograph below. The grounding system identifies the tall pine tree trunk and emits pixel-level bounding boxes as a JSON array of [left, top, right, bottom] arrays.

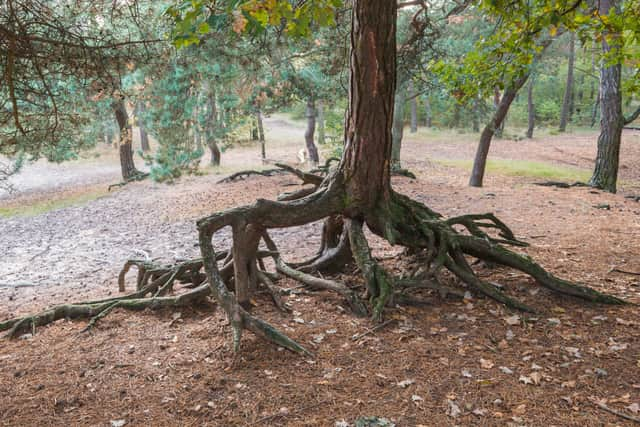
[[304, 98, 320, 168], [391, 83, 406, 169], [589, 0, 623, 193], [527, 75, 535, 138], [340, 0, 396, 212], [408, 80, 418, 133], [112, 98, 138, 180], [559, 33, 575, 132]]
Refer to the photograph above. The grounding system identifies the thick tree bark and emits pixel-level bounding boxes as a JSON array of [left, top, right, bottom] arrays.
[[341, 0, 397, 212], [424, 96, 432, 127], [559, 33, 575, 132], [391, 84, 406, 169], [206, 91, 220, 166], [589, 0, 624, 193], [589, 0, 623, 193], [136, 103, 150, 152], [317, 100, 325, 145], [304, 98, 320, 168], [527, 76, 535, 138], [112, 98, 139, 180], [470, 75, 529, 187], [256, 110, 265, 162], [408, 80, 418, 133]]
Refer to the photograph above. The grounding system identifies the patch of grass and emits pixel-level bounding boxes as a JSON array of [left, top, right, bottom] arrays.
[[0, 188, 109, 218], [436, 158, 591, 182]]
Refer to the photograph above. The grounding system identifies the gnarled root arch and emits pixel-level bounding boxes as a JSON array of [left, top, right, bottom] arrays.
[[1, 166, 625, 353], [195, 167, 624, 353]]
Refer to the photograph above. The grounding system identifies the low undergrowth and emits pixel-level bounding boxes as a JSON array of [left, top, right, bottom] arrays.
[[436, 158, 591, 182], [0, 188, 109, 218]]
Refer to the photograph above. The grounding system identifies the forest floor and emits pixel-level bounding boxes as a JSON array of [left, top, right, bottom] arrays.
[[1, 117, 639, 426]]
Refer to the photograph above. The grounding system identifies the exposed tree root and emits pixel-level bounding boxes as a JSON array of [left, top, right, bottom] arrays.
[[0, 283, 210, 338], [107, 171, 149, 191], [390, 166, 416, 179], [190, 168, 625, 353], [310, 157, 341, 175], [2, 169, 626, 355], [534, 181, 589, 189], [217, 168, 285, 184]]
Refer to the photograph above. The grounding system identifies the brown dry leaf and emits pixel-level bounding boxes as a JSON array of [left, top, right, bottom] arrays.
[[610, 394, 631, 404], [480, 358, 494, 369], [616, 317, 634, 326], [504, 315, 520, 326], [397, 379, 415, 388], [561, 380, 576, 388], [446, 399, 461, 418], [530, 372, 542, 385], [519, 376, 533, 385], [512, 404, 527, 415], [628, 403, 640, 414]]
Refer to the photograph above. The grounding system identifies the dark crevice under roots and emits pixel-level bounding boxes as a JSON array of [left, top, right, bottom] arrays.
[[1, 166, 627, 354]]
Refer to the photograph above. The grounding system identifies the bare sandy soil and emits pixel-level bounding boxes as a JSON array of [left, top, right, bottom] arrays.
[[1, 118, 639, 426]]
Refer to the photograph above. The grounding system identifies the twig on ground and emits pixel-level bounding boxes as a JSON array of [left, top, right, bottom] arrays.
[[351, 319, 395, 341], [593, 401, 640, 424], [609, 267, 640, 276], [0, 282, 38, 288], [252, 399, 332, 425]]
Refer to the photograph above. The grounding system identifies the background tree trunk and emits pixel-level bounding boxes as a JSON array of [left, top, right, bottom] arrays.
[[340, 0, 397, 212], [589, 0, 623, 193], [527, 75, 535, 138], [472, 98, 480, 132], [493, 87, 505, 137], [206, 91, 220, 166], [391, 84, 406, 168], [192, 102, 202, 152], [112, 98, 138, 180], [317, 100, 325, 145], [104, 122, 114, 146], [591, 89, 600, 127], [408, 80, 418, 133], [559, 33, 575, 132], [256, 109, 265, 163], [470, 75, 529, 187], [451, 103, 461, 129], [424, 96, 432, 127], [304, 98, 320, 168], [136, 102, 150, 152]]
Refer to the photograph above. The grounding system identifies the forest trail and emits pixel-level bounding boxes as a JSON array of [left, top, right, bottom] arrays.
[[1, 124, 640, 426]]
